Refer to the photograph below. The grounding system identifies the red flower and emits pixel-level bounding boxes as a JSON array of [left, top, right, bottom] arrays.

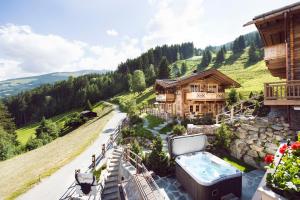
[[279, 144, 288, 154], [291, 141, 300, 150], [264, 154, 274, 164]]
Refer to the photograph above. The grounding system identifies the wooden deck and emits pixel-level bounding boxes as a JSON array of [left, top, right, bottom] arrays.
[[264, 80, 300, 105]]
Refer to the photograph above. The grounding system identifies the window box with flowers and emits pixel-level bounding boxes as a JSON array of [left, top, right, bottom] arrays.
[[258, 141, 300, 200]]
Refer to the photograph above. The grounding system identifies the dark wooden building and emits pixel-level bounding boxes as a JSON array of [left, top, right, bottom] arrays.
[[245, 2, 300, 130]]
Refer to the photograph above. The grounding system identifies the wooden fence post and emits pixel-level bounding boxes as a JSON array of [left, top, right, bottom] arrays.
[[216, 115, 219, 124], [92, 154, 96, 169], [230, 107, 234, 122], [102, 144, 105, 156]]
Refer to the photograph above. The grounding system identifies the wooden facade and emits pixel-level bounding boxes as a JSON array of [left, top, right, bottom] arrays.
[[154, 69, 240, 118], [246, 2, 300, 130]]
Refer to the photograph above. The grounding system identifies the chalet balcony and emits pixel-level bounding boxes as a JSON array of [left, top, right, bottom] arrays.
[[264, 81, 300, 105], [264, 43, 286, 61], [186, 92, 225, 101], [156, 93, 175, 102]]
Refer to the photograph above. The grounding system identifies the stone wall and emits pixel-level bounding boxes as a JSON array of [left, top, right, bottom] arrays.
[[187, 117, 296, 169]]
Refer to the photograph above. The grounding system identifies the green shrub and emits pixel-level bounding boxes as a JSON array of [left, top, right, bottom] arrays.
[[145, 136, 170, 176], [0, 127, 19, 160], [130, 139, 142, 156], [25, 137, 44, 151], [36, 117, 59, 140], [121, 127, 135, 138], [172, 125, 186, 136], [215, 123, 233, 150], [227, 88, 239, 106], [65, 112, 86, 128], [129, 114, 143, 126]]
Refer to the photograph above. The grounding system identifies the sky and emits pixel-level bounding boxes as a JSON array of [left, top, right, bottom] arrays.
[[0, 0, 299, 80]]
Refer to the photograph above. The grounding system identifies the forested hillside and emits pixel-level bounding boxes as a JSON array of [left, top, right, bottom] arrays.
[[4, 43, 194, 126], [2, 31, 270, 128]]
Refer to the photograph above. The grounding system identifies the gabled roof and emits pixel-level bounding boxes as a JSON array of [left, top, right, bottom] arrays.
[[155, 69, 240, 89], [244, 2, 300, 26]]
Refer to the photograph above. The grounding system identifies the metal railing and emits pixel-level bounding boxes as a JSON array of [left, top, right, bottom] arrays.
[[123, 148, 165, 200], [59, 117, 128, 200]]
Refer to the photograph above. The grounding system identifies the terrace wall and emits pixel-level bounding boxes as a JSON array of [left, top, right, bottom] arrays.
[[187, 117, 296, 169]]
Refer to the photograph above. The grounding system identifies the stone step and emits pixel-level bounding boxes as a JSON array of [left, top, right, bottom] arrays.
[[102, 192, 119, 200], [104, 180, 118, 188], [107, 167, 119, 172], [103, 186, 119, 195], [107, 170, 118, 177], [105, 175, 118, 182]]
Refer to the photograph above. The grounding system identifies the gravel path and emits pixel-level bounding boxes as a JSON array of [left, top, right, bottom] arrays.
[[18, 107, 126, 200]]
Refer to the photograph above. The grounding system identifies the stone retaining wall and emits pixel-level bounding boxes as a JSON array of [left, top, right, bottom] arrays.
[[187, 117, 295, 169]]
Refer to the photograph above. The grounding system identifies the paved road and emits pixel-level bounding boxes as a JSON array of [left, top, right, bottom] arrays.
[[18, 107, 126, 200]]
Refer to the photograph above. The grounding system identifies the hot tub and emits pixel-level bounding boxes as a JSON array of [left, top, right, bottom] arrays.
[[169, 134, 242, 200]]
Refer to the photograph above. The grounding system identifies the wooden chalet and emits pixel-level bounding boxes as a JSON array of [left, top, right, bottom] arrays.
[[245, 2, 300, 130], [154, 69, 240, 118]]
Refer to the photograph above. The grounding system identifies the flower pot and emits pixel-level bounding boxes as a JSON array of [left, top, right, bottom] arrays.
[[258, 186, 287, 200]]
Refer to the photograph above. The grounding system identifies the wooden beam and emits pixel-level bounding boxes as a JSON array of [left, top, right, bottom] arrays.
[[264, 99, 300, 106]]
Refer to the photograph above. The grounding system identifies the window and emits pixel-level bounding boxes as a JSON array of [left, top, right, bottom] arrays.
[[190, 85, 199, 92], [190, 105, 193, 112], [208, 84, 218, 93], [196, 105, 199, 112]]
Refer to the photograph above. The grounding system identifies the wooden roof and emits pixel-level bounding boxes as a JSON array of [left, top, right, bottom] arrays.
[[244, 2, 300, 26], [155, 69, 241, 89]]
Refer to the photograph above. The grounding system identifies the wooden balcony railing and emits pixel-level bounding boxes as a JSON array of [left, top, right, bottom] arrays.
[[264, 81, 300, 100], [155, 93, 175, 102], [186, 92, 225, 100], [264, 43, 286, 61]]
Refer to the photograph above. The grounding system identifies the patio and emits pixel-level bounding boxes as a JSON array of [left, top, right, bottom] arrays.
[[155, 169, 265, 200]]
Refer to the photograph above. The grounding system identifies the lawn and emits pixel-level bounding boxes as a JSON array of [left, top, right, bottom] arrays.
[[145, 114, 165, 129], [0, 103, 114, 200], [110, 87, 155, 111], [159, 123, 174, 134], [16, 101, 110, 145], [221, 155, 255, 172]]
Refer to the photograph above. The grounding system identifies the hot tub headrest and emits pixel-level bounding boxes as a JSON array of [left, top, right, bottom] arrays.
[[169, 134, 207, 157]]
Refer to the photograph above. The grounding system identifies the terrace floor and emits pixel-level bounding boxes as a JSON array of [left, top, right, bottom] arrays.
[[155, 169, 265, 200]]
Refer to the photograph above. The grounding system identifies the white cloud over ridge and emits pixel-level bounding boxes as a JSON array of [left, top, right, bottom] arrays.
[[0, 24, 141, 80], [143, 0, 205, 49]]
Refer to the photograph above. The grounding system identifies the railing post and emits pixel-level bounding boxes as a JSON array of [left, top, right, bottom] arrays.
[[92, 154, 96, 169], [136, 156, 139, 174], [216, 114, 219, 124], [102, 144, 105, 156], [230, 107, 234, 122]]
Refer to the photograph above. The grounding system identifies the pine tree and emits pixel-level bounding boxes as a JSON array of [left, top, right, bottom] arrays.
[[199, 49, 212, 68], [145, 64, 156, 86], [215, 49, 225, 64], [181, 62, 187, 76], [85, 99, 93, 111], [248, 43, 258, 64], [158, 56, 170, 79]]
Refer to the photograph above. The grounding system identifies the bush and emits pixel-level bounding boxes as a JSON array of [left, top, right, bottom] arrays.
[[36, 117, 59, 140], [0, 127, 18, 160], [25, 137, 44, 151], [121, 127, 135, 138], [145, 136, 170, 176], [172, 125, 186, 136], [65, 112, 87, 128], [227, 88, 239, 106], [215, 123, 233, 150], [130, 139, 142, 156], [129, 114, 143, 126]]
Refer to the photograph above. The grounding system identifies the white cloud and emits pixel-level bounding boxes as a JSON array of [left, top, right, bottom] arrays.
[[0, 24, 141, 80], [143, 0, 205, 49], [106, 29, 118, 37]]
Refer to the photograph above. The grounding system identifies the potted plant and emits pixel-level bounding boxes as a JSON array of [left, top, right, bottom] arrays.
[[259, 141, 300, 200]]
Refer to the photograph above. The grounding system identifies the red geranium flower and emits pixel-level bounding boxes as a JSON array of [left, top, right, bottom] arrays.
[[279, 144, 288, 154], [264, 154, 274, 164], [291, 141, 300, 150]]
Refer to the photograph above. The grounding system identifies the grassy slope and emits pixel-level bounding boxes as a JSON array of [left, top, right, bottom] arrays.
[[0, 103, 114, 200], [16, 101, 108, 145], [171, 48, 281, 97]]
